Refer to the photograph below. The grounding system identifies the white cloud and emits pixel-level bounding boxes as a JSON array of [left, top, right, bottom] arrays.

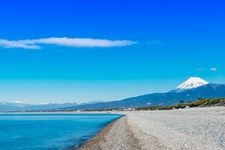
[[0, 37, 137, 49], [210, 67, 218, 72], [196, 67, 218, 72], [0, 39, 40, 49]]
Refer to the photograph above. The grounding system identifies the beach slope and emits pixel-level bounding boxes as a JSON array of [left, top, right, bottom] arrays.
[[79, 107, 225, 150], [78, 116, 141, 150]]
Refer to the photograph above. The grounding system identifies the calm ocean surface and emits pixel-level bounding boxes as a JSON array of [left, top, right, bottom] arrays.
[[0, 113, 122, 150]]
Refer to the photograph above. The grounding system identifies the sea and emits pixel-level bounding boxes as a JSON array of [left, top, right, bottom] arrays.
[[0, 113, 122, 150]]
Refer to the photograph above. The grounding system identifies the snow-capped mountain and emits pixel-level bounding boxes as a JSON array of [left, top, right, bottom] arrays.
[[67, 77, 225, 110], [176, 77, 209, 92], [2, 77, 225, 111]]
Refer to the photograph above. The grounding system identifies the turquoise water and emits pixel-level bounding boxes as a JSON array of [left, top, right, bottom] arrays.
[[0, 113, 122, 150]]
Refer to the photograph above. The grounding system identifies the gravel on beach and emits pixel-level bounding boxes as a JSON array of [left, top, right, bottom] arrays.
[[79, 107, 225, 150], [78, 116, 141, 150], [126, 107, 225, 150]]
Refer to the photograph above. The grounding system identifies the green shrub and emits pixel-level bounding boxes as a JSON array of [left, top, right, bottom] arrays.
[[136, 98, 225, 110]]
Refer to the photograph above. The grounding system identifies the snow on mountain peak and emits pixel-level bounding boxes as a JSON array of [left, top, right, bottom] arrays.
[[177, 77, 209, 90]]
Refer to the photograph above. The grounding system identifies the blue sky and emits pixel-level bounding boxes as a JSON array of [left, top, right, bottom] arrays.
[[0, 0, 224, 103]]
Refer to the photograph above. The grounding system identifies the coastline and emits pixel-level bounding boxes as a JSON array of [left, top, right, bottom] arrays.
[[7, 107, 223, 149], [78, 107, 225, 150], [78, 116, 141, 150]]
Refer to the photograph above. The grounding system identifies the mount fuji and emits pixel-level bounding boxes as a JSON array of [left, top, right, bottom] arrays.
[[67, 77, 225, 110], [1, 77, 225, 111], [176, 77, 209, 91]]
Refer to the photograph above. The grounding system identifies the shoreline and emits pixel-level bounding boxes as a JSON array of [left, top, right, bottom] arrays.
[[77, 116, 117, 150], [78, 116, 141, 150], [77, 107, 225, 150], [6, 107, 224, 149]]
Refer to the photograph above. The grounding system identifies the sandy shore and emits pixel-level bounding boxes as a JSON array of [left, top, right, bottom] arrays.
[[78, 107, 225, 150]]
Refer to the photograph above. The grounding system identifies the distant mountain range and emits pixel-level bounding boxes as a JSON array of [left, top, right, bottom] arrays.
[[1, 77, 225, 111], [0, 102, 77, 112], [64, 77, 225, 110]]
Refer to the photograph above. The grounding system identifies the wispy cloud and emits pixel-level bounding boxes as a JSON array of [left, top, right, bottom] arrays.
[[0, 39, 41, 49], [196, 67, 218, 72], [0, 37, 137, 49], [210, 67, 218, 72]]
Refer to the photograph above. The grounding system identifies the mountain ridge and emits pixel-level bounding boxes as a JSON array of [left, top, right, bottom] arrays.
[[0, 102, 77, 112], [1, 77, 225, 111], [65, 82, 225, 110]]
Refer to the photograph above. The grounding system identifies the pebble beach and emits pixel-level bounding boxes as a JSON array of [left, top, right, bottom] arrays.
[[80, 107, 225, 150]]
